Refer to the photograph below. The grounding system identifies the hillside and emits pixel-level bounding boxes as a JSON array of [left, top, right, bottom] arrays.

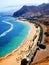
[[28, 17, 49, 65], [13, 3, 49, 17]]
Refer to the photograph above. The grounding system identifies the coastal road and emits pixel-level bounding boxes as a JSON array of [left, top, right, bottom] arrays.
[[26, 22, 46, 65]]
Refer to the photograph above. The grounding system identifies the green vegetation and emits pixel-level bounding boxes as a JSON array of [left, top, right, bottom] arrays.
[[38, 25, 43, 43], [29, 19, 46, 49], [44, 32, 49, 36], [37, 43, 46, 49], [21, 19, 46, 65], [29, 48, 39, 65], [33, 35, 37, 41], [32, 22, 43, 43], [21, 58, 28, 65]]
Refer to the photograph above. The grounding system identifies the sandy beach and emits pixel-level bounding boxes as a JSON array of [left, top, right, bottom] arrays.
[[0, 20, 39, 65]]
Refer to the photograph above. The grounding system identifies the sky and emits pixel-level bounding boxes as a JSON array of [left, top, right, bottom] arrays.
[[0, 0, 48, 12]]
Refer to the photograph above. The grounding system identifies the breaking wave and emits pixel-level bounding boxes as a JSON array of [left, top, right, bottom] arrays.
[[0, 21, 13, 37]]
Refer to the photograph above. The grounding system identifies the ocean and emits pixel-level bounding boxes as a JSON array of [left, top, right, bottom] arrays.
[[0, 16, 30, 57]]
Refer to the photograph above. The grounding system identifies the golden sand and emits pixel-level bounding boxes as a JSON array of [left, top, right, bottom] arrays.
[[0, 20, 38, 65], [31, 20, 49, 65], [0, 20, 48, 65]]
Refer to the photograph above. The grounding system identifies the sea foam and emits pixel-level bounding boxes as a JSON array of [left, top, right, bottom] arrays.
[[0, 21, 13, 37]]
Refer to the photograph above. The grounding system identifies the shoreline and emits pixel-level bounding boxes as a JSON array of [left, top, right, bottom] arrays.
[[0, 20, 38, 65], [0, 20, 30, 58]]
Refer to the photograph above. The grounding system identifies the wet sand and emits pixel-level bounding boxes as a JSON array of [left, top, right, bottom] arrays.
[[0, 20, 38, 65]]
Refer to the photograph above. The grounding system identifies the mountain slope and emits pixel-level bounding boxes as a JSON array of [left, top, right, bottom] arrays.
[[13, 3, 49, 17]]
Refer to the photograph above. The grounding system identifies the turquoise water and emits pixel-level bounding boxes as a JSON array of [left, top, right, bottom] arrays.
[[0, 16, 30, 57]]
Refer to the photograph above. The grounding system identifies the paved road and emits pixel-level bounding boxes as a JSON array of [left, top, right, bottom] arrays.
[[26, 23, 45, 65]]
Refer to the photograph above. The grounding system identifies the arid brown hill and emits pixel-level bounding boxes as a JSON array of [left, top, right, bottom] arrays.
[[13, 3, 49, 17]]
